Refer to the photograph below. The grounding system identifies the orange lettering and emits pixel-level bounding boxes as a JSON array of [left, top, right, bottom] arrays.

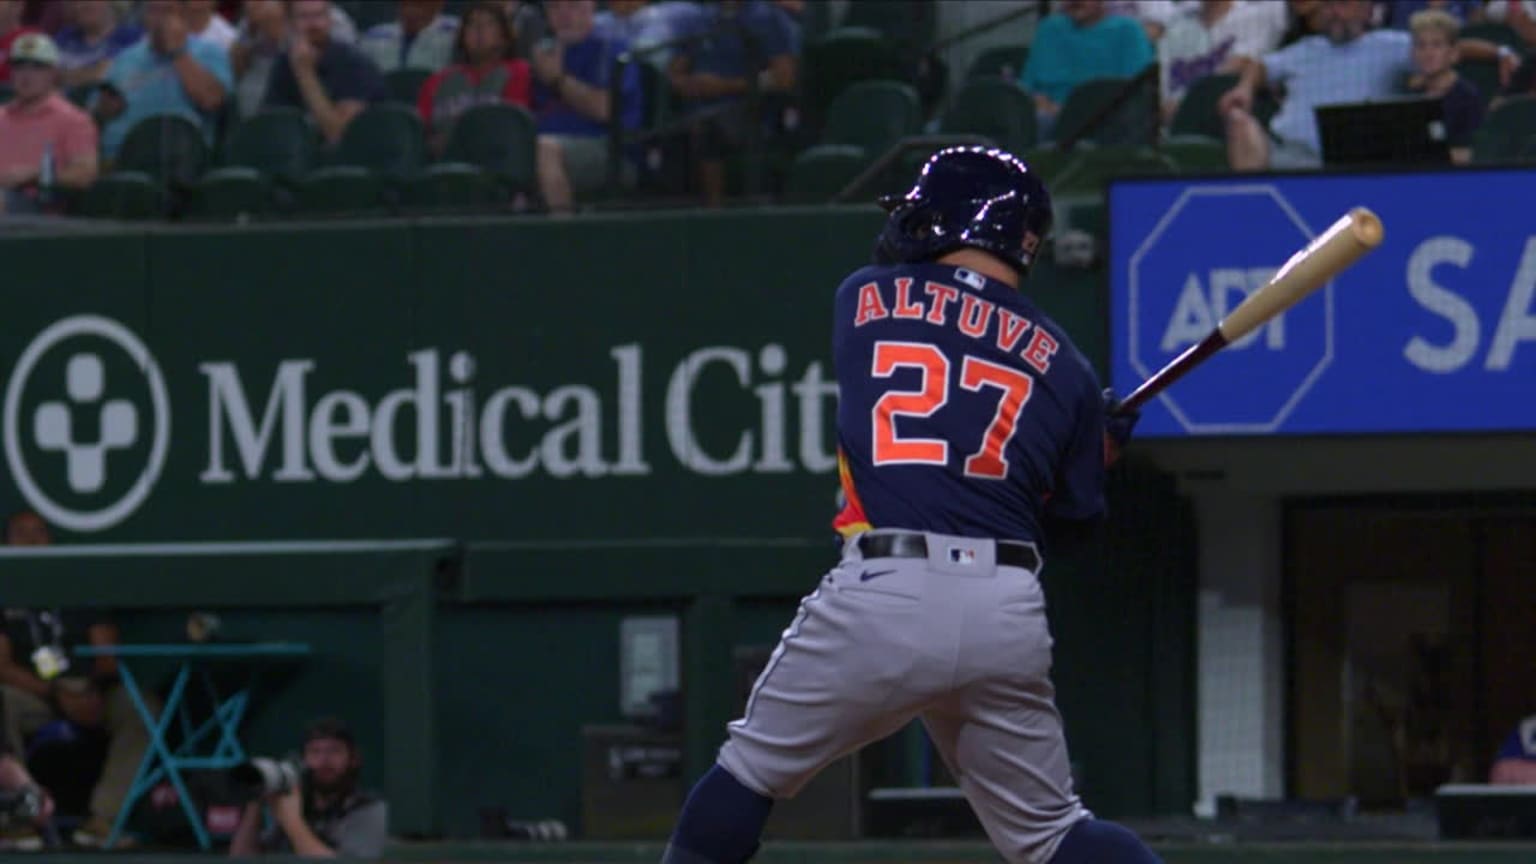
[[958, 294, 994, 339], [996, 309, 1033, 352], [924, 282, 960, 325], [892, 278, 924, 319], [1022, 329, 1059, 374], [853, 281, 888, 326]]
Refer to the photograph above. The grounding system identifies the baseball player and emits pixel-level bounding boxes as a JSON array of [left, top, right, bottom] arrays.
[[661, 147, 1155, 864]]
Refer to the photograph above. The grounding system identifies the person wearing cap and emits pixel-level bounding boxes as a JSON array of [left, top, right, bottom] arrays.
[[0, 32, 99, 216], [93, 0, 231, 162], [228, 717, 389, 859]]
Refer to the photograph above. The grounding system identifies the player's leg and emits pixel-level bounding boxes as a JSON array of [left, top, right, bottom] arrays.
[[663, 556, 943, 864], [922, 563, 1162, 864]]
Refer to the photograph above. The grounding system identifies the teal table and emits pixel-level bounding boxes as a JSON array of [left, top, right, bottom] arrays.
[[73, 642, 311, 850]]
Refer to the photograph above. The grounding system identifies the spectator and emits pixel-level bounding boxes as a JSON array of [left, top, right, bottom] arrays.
[[0, 0, 41, 85], [1160, 0, 1287, 123], [503, 0, 548, 60], [94, 0, 232, 163], [0, 511, 149, 849], [530, 0, 641, 214], [1218, 0, 1513, 170], [53, 0, 142, 89], [1384, 1, 1478, 30], [0, 33, 97, 216], [417, 1, 531, 153], [1405, 8, 1482, 163], [359, 0, 459, 74], [1020, 0, 1155, 139], [230, 0, 288, 118], [0, 748, 54, 851], [597, 0, 701, 67], [1484, 1, 1536, 48], [1280, 0, 1326, 45], [263, 0, 387, 145], [1491, 713, 1536, 784], [1106, 0, 1190, 41], [182, 0, 238, 52], [669, 0, 796, 208], [228, 717, 389, 859], [1495, 48, 1536, 105]]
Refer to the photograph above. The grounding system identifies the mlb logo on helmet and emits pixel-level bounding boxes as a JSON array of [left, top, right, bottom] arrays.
[[948, 547, 977, 565]]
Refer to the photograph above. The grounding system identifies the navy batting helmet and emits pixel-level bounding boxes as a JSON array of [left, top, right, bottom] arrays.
[[874, 146, 1053, 278]]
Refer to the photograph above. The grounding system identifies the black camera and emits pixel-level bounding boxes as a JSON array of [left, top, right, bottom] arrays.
[[229, 756, 305, 797], [0, 784, 44, 830]]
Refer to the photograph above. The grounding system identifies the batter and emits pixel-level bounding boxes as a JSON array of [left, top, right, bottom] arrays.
[[661, 147, 1155, 864]]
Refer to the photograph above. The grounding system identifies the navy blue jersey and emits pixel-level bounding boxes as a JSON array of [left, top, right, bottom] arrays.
[[832, 262, 1105, 543]]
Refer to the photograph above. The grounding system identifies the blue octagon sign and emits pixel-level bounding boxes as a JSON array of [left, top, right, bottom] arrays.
[[1128, 185, 1334, 434]]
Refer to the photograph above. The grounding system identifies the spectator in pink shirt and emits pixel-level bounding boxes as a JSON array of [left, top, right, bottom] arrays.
[[0, 32, 99, 215]]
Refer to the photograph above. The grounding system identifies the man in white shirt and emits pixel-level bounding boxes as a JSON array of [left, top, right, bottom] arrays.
[[358, 0, 459, 74], [1160, 0, 1286, 121], [183, 0, 237, 51]]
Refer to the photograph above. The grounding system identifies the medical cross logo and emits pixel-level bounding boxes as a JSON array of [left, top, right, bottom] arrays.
[[3, 316, 170, 532]]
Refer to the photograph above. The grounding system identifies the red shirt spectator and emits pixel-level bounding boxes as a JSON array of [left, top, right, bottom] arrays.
[[0, 33, 98, 214], [417, 1, 531, 152], [0, 0, 43, 84]]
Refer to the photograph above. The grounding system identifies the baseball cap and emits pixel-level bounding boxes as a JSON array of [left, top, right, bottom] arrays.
[[304, 716, 357, 748], [10, 33, 61, 69]]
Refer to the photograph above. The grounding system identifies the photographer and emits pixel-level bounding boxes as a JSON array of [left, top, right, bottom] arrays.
[[0, 739, 54, 850], [228, 718, 387, 859]]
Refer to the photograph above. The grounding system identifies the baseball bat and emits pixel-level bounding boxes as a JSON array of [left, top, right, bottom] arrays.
[[1116, 206, 1385, 416]]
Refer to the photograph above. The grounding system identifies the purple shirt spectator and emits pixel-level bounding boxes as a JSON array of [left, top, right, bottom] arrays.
[[54, 23, 142, 73], [532, 33, 641, 137], [675, 0, 794, 109]]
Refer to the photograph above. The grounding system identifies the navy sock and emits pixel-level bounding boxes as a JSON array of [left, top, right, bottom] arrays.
[[661, 764, 775, 864], [1048, 819, 1162, 864]]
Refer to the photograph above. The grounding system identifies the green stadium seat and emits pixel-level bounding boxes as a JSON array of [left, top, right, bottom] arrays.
[[1021, 146, 1076, 186], [1457, 59, 1504, 110], [1053, 146, 1175, 197], [1473, 95, 1536, 163], [223, 108, 316, 183], [841, 0, 934, 54], [941, 79, 1037, 153], [441, 104, 537, 191], [800, 27, 907, 130], [189, 166, 272, 220], [821, 80, 923, 160], [1461, 22, 1523, 49], [966, 43, 1029, 82], [405, 163, 500, 210], [783, 145, 866, 204], [336, 0, 395, 31], [331, 104, 426, 182], [1054, 76, 1158, 149], [114, 114, 209, 188], [1162, 134, 1229, 174], [1169, 73, 1239, 139], [73, 171, 164, 220], [385, 68, 432, 106], [293, 165, 385, 215]]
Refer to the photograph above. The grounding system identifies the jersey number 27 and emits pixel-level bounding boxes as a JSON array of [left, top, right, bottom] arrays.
[[870, 340, 1035, 479]]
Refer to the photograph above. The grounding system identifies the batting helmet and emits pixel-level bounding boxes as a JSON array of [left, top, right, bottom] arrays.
[[874, 146, 1053, 278]]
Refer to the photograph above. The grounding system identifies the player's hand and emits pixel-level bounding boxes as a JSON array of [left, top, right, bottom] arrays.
[[1102, 388, 1139, 465]]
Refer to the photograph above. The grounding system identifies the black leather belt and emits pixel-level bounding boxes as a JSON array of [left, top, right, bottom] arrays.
[[856, 532, 1041, 573]]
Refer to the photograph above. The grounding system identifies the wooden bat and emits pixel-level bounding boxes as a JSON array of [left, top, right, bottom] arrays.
[[1116, 206, 1385, 417]]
